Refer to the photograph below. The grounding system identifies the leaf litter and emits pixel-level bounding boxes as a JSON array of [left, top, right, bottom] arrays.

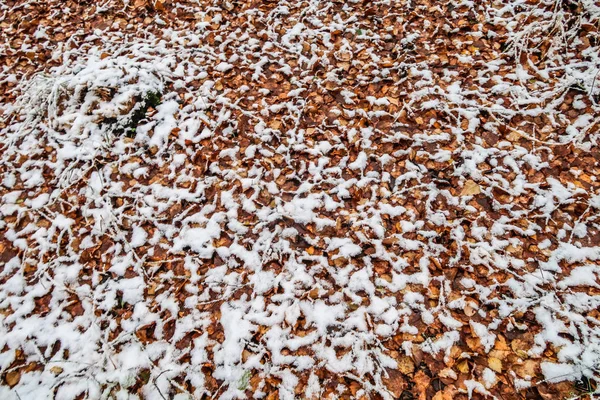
[[1, 0, 600, 399]]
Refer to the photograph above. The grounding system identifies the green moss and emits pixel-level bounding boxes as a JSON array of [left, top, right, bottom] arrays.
[[102, 90, 162, 138], [124, 91, 162, 137], [144, 91, 162, 109], [237, 370, 252, 390], [139, 369, 151, 385]]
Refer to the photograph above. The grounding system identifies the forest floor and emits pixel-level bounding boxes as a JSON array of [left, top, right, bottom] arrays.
[[1, 0, 600, 399]]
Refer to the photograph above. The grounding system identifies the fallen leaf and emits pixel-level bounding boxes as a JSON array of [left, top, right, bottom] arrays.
[[5, 371, 20, 387], [154, 0, 165, 11], [433, 389, 454, 400], [457, 360, 469, 374], [514, 359, 538, 378], [464, 301, 478, 317], [439, 368, 457, 380], [488, 357, 502, 373], [398, 356, 415, 375], [414, 370, 431, 400], [461, 180, 481, 196], [50, 366, 63, 375], [382, 368, 406, 398]]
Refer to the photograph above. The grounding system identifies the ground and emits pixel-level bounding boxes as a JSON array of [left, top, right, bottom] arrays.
[[0, 0, 600, 399]]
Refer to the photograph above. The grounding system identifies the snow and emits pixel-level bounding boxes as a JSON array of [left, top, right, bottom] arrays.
[[470, 321, 496, 353], [300, 301, 346, 335], [464, 380, 491, 398], [482, 368, 497, 388], [26, 193, 50, 209], [130, 226, 148, 248], [541, 362, 580, 383], [327, 237, 362, 258], [215, 302, 256, 383], [216, 62, 234, 72], [348, 151, 368, 171], [1, 0, 600, 398]]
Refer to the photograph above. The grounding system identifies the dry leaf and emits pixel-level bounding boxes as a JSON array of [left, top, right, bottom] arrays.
[[457, 360, 469, 374], [514, 359, 538, 378], [397, 356, 415, 375], [414, 370, 431, 400], [439, 368, 457, 380], [382, 369, 406, 398], [461, 180, 481, 196], [492, 336, 510, 353], [50, 366, 63, 375], [464, 301, 478, 317], [443, 386, 458, 399], [433, 388, 454, 400], [5, 371, 20, 387], [488, 357, 502, 373]]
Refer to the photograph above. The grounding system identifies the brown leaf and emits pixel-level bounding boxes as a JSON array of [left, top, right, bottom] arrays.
[[482, 130, 499, 146], [382, 368, 406, 397], [537, 382, 573, 400], [414, 370, 431, 400], [514, 359, 538, 378], [153, 0, 166, 11], [433, 388, 454, 400], [266, 390, 279, 400], [387, 96, 399, 106], [5, 371, 20, 387]]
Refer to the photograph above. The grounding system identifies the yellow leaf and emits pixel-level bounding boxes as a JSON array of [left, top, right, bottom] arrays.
[[515, 349, 528, 358], [461, 179, 481, 196], [488, 357, 502, 373], [507, 130, 521, 141], [50, 366, 63, 375], [457, 360, 469, 373], [397, 356, 415, 375], [494, 335, 510, 351], [505, 244, 522, 254]]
